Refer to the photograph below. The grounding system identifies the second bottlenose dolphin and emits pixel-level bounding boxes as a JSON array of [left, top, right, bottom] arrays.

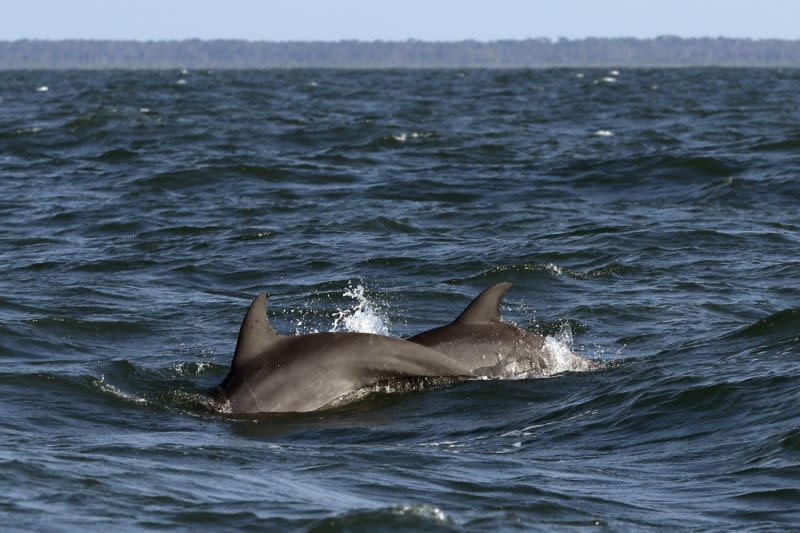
[[213, 293, 472, 413], [408, 282, 590, 377]]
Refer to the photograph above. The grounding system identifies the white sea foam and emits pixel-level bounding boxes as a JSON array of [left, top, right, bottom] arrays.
[[600, 76, 617, 83], [36, 86, 48, 92], [392, 504, 449, 524], [330, 284, 389, 335], [176, 79, 187, 85], [391, 131, 431, 142], [609, 69, 620, 76], [594, 129, 614, 137]]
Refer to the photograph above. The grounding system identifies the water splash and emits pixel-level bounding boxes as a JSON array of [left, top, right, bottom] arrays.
[[542, 322, 594, 374], [330, 284, 390, 335], [172, 361, 212, 376]]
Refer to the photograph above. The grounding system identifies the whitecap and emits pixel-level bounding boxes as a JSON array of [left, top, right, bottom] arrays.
[[36, 86, 49, 92], [176, 79, 187, 85], [593, 129, 614, 137], [392, 131, 431, 142]]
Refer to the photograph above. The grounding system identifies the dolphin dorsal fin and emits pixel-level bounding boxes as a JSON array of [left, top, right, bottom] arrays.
[[454, 282, 513, 324], [232, 293, 279, 369]]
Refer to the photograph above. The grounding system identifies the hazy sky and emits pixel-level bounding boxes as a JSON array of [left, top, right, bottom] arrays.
[[3, 0, 799, 41]]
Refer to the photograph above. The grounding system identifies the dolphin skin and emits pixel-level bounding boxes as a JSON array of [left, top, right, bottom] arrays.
[[213, 293, 472, 413], [408, 282, 587, 377]]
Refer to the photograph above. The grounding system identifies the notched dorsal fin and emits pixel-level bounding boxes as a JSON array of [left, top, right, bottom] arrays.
[[232, 293, 279, 369], [454, 282, 512, 324]]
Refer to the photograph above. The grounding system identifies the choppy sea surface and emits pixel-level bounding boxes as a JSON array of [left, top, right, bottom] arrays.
[[1, 69, 799, 530]]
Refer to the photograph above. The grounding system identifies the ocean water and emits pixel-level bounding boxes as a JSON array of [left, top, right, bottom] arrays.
[[1, 68, 799, 530]]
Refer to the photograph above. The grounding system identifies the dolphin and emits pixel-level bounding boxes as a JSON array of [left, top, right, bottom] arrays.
[[407, 282, 590, 377], [213, 293, 473, 413]]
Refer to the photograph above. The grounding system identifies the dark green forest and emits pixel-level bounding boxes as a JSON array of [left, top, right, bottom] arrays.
[[2, 37, 800, 68]]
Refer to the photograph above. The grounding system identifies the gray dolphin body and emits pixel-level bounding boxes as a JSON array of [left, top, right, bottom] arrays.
[[214, 293, 472, 413], [408, 282, 587, 377]]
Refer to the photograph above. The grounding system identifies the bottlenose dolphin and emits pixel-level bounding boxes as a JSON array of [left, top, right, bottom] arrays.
[[408, 282, 589, 377], [213, 293, 472, 413]]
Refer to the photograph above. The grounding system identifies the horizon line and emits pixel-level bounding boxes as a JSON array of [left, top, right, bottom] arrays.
[[4, 36, 800, 44]]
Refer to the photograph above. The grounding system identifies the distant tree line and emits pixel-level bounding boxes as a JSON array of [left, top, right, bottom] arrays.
[[2, 37, 800, 69]]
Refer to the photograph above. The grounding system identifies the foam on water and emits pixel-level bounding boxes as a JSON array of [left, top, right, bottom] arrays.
[[392, 504, 449, 524], [390, 131, 432, 142]]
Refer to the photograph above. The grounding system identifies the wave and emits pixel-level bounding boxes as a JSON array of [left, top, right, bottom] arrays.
[[305, 504, 451, 530], [453, 262, 640, 284], [728, 309, 800, 340], [25, 315, 154, 335]]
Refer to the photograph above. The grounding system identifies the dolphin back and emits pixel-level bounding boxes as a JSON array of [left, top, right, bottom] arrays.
[[220, 333, 472, 413], [217, 293, 473, 413]]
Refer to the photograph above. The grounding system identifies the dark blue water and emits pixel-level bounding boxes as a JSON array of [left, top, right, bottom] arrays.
[[1, 69, 799, 530]]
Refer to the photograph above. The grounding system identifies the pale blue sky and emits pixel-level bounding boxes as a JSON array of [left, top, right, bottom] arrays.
[[3, 0, 799, 41]]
